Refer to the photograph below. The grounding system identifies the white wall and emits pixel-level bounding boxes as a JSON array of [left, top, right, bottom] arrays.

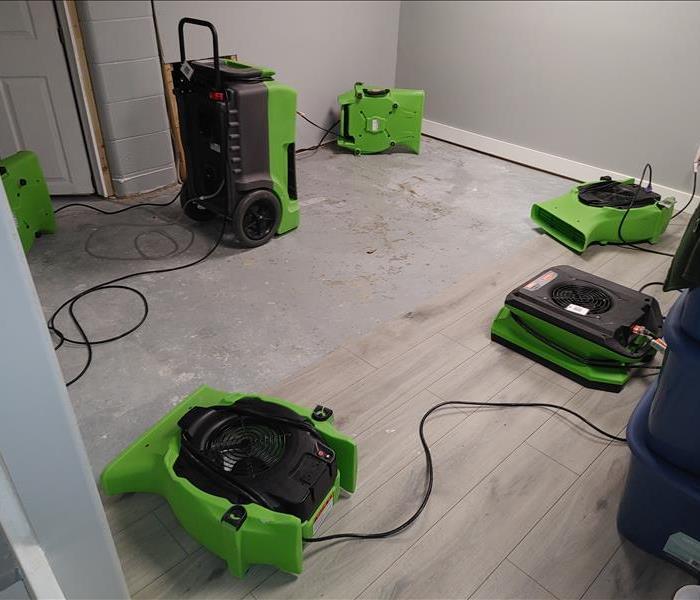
[[0, 183, 127, 598], [153, 1, 401, 148], [397, 1, 700, 194]]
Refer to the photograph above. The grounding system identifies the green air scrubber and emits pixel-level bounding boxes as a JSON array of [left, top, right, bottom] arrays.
[[173, 18, 299, 247], [531, 178, 674, 253], [337, 82, 425, 155], [1, 151, 55, 253], [491, 265, 663, 392], [101, 386, 357, 577]]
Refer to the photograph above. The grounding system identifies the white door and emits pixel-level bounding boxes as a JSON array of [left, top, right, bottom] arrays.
[[0, 1, 93, 195]]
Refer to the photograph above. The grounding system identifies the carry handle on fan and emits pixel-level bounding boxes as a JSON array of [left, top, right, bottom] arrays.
[[178, 17, 221, 90]]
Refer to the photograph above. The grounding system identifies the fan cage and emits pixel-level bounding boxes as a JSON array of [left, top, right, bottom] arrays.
[[204, 417, 288, 477], [578, 181, 657, 209], [550, 283, 614, 315]]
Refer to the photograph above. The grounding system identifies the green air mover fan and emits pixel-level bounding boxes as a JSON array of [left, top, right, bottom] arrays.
[[1, 150, 55, 253], [491, 265, 663, 392], [531, 177, 674, 253], [173, 18, 299, 247], [337, 82, 425, 155], [101, 386, 357, 577]]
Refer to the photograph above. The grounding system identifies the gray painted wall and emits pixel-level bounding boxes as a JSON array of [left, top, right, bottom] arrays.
[[397, 1, 700, 193], [78, 1, 177, 196], [152, 1, 400, 148]]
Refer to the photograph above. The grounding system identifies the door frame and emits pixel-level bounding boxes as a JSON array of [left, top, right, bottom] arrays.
[[53, 0, 113, 197], [0, 182, 129, 598]]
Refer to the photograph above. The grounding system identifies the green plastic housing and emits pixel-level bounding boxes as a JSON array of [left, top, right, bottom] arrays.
[[101, 386, 357, 577], [491, 305, 637, 392], [337, 82, 424, 155], [263, 78, 299, 235], [221, 59, 299, 235], [223, 59, 275, 79], [531, 180, 673, 253], [1, 151, 55, 253]]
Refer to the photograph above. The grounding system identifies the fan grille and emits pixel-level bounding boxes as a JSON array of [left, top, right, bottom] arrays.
[[204, 418, 287, 477], [550, 284, 613, 315], [578, 182, 657, 209]]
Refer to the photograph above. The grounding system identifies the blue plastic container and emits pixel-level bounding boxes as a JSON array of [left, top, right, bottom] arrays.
[[618, 380, 700, 575], [647, 288, 700, 475]]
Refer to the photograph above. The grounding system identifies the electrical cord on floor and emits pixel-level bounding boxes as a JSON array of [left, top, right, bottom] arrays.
[[296, 111, 334, 133], [671, 170, 697, 220], [615, 164, 674, 258], [50, 185, 226, 386], [296, 111, 340, 156], [303, 397, 627, 544], [55, 187, 183, 215], [639, 281, 665, 293], [618, 244, 674, 258]]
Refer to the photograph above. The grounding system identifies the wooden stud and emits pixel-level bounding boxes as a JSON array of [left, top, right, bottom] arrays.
[[63, 0, 114, 197]]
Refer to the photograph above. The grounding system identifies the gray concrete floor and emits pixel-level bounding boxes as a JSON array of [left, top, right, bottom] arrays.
[[30, 137, 571, 473]]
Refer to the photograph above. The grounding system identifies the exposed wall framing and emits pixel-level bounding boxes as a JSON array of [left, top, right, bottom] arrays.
[[56, 0, 114, 197]]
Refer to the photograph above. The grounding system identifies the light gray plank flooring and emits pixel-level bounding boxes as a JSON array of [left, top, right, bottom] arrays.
[[343, 235, 565, 367], [509, 444, 631, 599], [581, 542, 695, 600], [134, 548, 274, 599], [359, 444, 578, 599], [113, 512, 187, 595], [103, 226, 690, 599], [471, 560, 557, 600], [264, 347, 376, 407], [526, 378, 647, 475], [328, 332, 474, 436]]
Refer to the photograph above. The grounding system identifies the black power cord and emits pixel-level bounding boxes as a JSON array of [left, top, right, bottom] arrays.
[[296, 111, 340, 156], [671, 170, 698, 220], [615, 164, 674, 258], [304, 397, 627, 544], [51, 186, 226, 386], [638, 281, 665, 293], [296, 111, 334, 133], [55, 187, 183, 215]]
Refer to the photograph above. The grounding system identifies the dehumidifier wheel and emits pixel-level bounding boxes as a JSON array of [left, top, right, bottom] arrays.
[[233, 190, 281, 248], [181, 195, 216, 222]]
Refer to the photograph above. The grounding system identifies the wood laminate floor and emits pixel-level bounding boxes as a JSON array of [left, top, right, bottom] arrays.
[[102, 219, 695, 599]]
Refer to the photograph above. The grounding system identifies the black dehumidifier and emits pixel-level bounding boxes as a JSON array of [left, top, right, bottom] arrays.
[[173, 18, 299, 247]]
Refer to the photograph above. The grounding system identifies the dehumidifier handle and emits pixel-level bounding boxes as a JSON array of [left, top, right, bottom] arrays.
[[178, 17, 221, 90]]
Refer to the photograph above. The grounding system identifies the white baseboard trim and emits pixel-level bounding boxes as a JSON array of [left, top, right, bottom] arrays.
[[423, 119, 693, 205]]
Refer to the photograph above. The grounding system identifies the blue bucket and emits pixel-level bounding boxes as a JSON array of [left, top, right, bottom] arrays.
[[618, 381, 700, 575], [647, 288, 700, 475]]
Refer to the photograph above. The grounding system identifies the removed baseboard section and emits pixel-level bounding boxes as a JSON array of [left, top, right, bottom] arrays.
[[423, 119, 693, 206]]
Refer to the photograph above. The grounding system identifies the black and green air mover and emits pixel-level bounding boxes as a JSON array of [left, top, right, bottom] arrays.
[[101, 387, 357, 577], [1, 150, 55, 253], [491, 265, 664, 391], [173, 18, 299, 247], [337, 82, 424, 155], [531, 177, 675, 253]]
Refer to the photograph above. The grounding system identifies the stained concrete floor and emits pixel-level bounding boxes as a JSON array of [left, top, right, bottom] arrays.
[[31, 137, 571, 473]]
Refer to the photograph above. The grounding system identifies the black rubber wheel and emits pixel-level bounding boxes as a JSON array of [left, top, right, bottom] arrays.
[[233, 190, 281, 248], [181, 194, 216, 222]]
